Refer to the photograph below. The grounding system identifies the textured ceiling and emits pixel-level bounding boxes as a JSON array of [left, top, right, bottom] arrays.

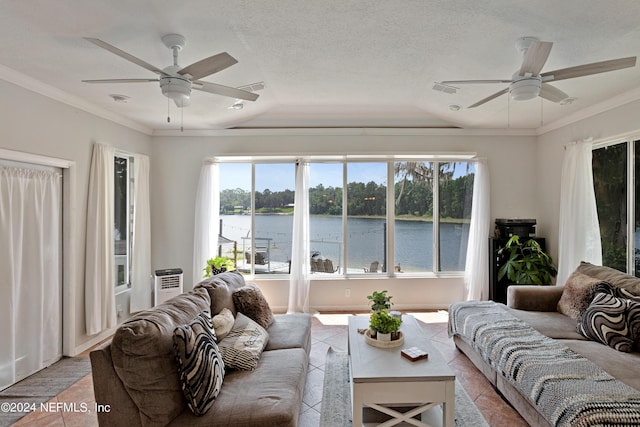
[[1, 0, 640, 132]]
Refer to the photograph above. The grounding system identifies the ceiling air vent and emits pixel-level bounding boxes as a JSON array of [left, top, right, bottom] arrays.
[[432, 82, 458, 94]]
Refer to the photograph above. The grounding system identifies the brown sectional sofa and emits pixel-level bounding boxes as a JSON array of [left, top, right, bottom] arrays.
[[90, 270, 311, 427], [450, 262, 640, 427]]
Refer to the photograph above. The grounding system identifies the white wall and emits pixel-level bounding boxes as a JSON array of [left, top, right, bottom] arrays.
[[536, 99, 640, 280], [0, 80, 152, 355], [150, 131, 538, 312]]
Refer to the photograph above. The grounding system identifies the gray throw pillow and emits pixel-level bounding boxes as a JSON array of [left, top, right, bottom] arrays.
[[218, 312, 269, 370], [232, 284, 275, 329]]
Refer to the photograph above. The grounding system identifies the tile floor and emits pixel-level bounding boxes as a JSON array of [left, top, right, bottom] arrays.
[[11, 312, 528, 426]]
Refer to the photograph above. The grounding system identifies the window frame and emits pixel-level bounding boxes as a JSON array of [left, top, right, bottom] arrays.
[[114, 153, 134, 294], [215, 154, 476, 278]]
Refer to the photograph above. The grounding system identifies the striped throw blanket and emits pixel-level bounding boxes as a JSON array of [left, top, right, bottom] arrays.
[[449, 301, 640, 427]]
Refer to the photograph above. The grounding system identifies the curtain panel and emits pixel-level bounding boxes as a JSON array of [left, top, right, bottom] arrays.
[[0, 166, 62, 390], [85, 143, 117, 335], [193, 161, 219, 283], [463, 159, 491, 300], [288, 161, 311, 313], [557, 141, 602, 286]]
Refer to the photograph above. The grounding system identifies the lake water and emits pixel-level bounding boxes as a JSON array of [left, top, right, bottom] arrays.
[[220, 214, 469, 273]]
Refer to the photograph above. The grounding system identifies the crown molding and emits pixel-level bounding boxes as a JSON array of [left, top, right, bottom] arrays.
[[0, 64, 153, 136], [537, 86, 640, 135]]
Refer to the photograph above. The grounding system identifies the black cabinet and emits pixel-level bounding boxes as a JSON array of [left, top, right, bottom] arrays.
[[489, 237, 545, 304]]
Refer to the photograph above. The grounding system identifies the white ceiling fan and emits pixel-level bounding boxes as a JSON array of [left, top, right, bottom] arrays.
[[82, 34, 259, 108], [439, 37, 636, 108]]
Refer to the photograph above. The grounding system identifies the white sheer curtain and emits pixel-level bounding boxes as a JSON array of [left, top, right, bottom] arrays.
[[557, 141, 602, 286], [130, 154, 152, 312], [288, 160, 311, 313], [85, 143, 117, 335], [193, 161, 219, 283], [0, 166, 62, 390], [464, 159, 491, 301]]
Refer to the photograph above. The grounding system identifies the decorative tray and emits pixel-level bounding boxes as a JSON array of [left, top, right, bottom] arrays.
[[364, 329, 404, 348]]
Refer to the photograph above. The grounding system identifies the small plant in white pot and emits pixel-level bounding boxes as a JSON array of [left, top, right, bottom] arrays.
[[369, 310, 402, 341]]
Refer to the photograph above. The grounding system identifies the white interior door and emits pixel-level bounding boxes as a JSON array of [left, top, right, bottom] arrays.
[[0, 161, 62, 391]]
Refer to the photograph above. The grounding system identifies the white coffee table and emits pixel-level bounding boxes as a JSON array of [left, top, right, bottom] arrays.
[[348, 314, 455, 427]]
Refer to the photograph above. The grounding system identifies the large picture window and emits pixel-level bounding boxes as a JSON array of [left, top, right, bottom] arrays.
[[216, 157, 475, 276], [592, 139, 640, 276]]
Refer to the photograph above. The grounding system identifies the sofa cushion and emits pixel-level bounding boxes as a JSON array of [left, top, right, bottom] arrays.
[[110, 287, 211, 426], [167, 348, 307, 427], [576, 261, 640, 296], [507, 308, 587, 341], [212, 307, 235, 341], [232, 284, 274, 329], [562, 339, 640, 391], [218, 312, 269, 371], [577, 292, 640, 352], [557, 271, 607, 321], [173, 311, 225, 416], [265, 313, 312, 353], [194, 270, 247, 317]]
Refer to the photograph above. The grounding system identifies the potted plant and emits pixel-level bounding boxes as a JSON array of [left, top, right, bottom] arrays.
[[369, 310, 402, 341], [498, 235, 557, 285], [367, 290, 393, 313], [203, 256, 236, 278]]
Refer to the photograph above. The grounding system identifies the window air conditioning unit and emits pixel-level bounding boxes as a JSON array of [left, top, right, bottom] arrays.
[[154, 268, 183, 306]]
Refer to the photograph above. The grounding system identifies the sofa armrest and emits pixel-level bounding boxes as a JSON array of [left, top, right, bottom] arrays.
[[506, 285, 564, 312], [90, 342, 142, 427]]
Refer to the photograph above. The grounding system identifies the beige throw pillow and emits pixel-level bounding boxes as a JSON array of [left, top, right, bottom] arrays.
[[212, 307, 235, 341], [557, 271, 608, 321]]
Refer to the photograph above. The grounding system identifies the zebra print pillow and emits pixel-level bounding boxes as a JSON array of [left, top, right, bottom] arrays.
[[173, 311, 225, 415], [577, 292, 640, 353]]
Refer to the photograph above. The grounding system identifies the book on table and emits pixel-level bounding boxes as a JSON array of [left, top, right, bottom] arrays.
[[401, 347, 428, 362]]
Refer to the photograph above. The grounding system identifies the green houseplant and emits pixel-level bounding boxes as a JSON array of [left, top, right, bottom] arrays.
[[367, 290, 392, 312], [203, 256, 236, 278], [369, 310, 402, 341], [498, 236, 557, 285]]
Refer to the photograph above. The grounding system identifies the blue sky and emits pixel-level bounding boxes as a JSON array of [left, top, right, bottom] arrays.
[[218, 161, 472, 192], [219, 162, 387, 192]]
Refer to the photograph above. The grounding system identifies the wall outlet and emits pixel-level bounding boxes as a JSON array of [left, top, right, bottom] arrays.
[[345, 288, 351, 297]]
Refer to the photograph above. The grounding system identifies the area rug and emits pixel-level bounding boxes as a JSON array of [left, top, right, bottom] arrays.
[[0, 356, 91, 426], [320, 347, 488, 427]]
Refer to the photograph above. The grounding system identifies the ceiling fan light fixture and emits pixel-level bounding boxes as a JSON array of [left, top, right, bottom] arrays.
[[509, 77, 541, 101], [160, 76, 191, 104]]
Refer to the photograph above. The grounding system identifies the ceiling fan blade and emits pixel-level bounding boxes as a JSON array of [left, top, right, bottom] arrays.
[[541, 56, 636, 82], [193, 81, 259, 101], [441, 79, 512, 85], [82, 78, 159, 83], [468, 88, 509, 108], [178, 52, 238, 80], [539, 83, 569, 103], [84, 37, 168, 76], [519, 41, 553, 76]]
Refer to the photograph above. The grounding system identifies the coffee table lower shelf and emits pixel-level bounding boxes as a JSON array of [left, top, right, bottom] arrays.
[[348, 315, 455, 427]]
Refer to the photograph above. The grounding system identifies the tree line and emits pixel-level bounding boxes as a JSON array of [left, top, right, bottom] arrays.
[[220, 162, 474, 219], [220, 173, 474, 220]]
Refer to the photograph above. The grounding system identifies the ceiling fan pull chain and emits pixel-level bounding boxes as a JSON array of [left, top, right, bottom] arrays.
[[181, 99, 184, 132], [167, 82, 171, 123]]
